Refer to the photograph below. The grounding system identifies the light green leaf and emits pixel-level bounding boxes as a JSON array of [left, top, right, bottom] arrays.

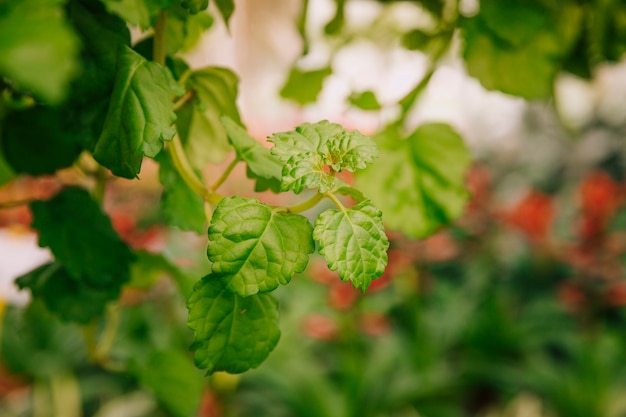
[[93, 45, 177, 179], [16, 262, 120, 324], [29, 187, 135, 289], [101, 0, 173, 29], [314, 200, 388, 291], [187, 276, 281, 374], [462, 0, 582, 99], [0, 0, 80, 104], [333, 184, 367, 203], [156, 152, 206, 234], [221, 116, 282, 193], [166, 8, 213, 53], [134, 349, 204, 417], [269, 120, 377, 193], [348, 90, 382, 111], [356, 123, 471, 238], [215, 0, 234, 27], [177, 67, 241, 168], [280, 66, 332, 106], [207, 197, 314, 296]]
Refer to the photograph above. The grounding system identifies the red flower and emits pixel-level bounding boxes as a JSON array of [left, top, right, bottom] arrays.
[[606, 281, 626, 307], [465, 164, 492, 210], [301, 314, 338, 341], [579, 171, 622, 240], [328, 281, 359, 310], [502, 190, 555, 241]]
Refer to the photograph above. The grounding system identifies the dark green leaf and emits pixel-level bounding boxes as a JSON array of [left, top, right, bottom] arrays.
[[187, 276, 281, 374], [16, 263, 120, 324], [67, 0, 131, 103], [356, 123, 471, 238], [462, 0, 582, 99], [134, 349, 204, 417], [0, 0, 80, 103], [2, 107, 84, 175], [129, 250, 186, 290], [280, 66, 332, 106], [177, 67, 241, 168], [221, 115, 282, 193], [207, 197, 314, 296], [348, 90, 382, 111], [30, 187, 135, 288], [180, 0, 208, 14], [0, 151, 15, 186], [93, 45, 177, 178], [269, 120, 377, 193], [157, 151, 207, 234], [215, 0, 235, 27], [314, 200, 388, 291]]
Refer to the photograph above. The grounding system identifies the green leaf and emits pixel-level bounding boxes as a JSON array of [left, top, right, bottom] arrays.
[[1, 107, 84, 175], [462, 0, 582, 99], [348, 90, 382, 111], [313, 200, 388, 291], [67, 0, 131, 103], [1, 302, 85, 378], [177, 67, 241, 168], [280, 66, 332, 106], [101, 0, 173, 29], [221, 116, 282, 193], [356, 123, 471, 238], [166, 7, 213, 53], [333, 184, 367, 203], [0, 0, 80, 103], [16, 263, 120, 324], [134, 349, 204, 417], [187, 276, 281, 374], [207, 197, 314, 296], [0, 151, 15, 186], [93, 45, 177, 179], [180, 0, 208, 14], [215, 0, 235, 27], [30, 187, 135, 289], [324, 0, 345, 35], [156, 151, 207, 234], [129, 250, 185, 290], [269, 120, 377, 193]]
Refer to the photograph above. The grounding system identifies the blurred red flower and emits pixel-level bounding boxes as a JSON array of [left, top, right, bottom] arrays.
[[502, 190, 555, 242], [579, 171, 622, 240]]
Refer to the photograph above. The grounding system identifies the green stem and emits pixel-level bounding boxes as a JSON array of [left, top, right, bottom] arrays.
[[325, 191, 346, 211], [93, 165, 107, 204], [279, 192, 325, 214], [95, 304, 120, 361], [173, 90, 194, 111], [169, 134, 224, 206], [50, 374, 81, 417], [211, 157, 240, 191], [153, 11, 167, 66]]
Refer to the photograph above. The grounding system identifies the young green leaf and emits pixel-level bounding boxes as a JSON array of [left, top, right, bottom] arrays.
[[187, 276, 281, 374], [134, 349, 204, 417], [177, 67, 241, 168], [156, 152, 207, 234], [356, 123, 471, 238], [269, 120, 377, 193], [221, 116, 282, 193], [93, 45, 177, 178], [101, 0, 173, 29], [30, 187, 135, 289], [207, 197, 314, 296], [0, 0, 80, 103], [16, 263, 120, 324], [280, 66, 332, 106], [314, 200, 388, 291]]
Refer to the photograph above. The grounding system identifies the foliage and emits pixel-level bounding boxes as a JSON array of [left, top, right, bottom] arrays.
[[2, 0, 626, 416]]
